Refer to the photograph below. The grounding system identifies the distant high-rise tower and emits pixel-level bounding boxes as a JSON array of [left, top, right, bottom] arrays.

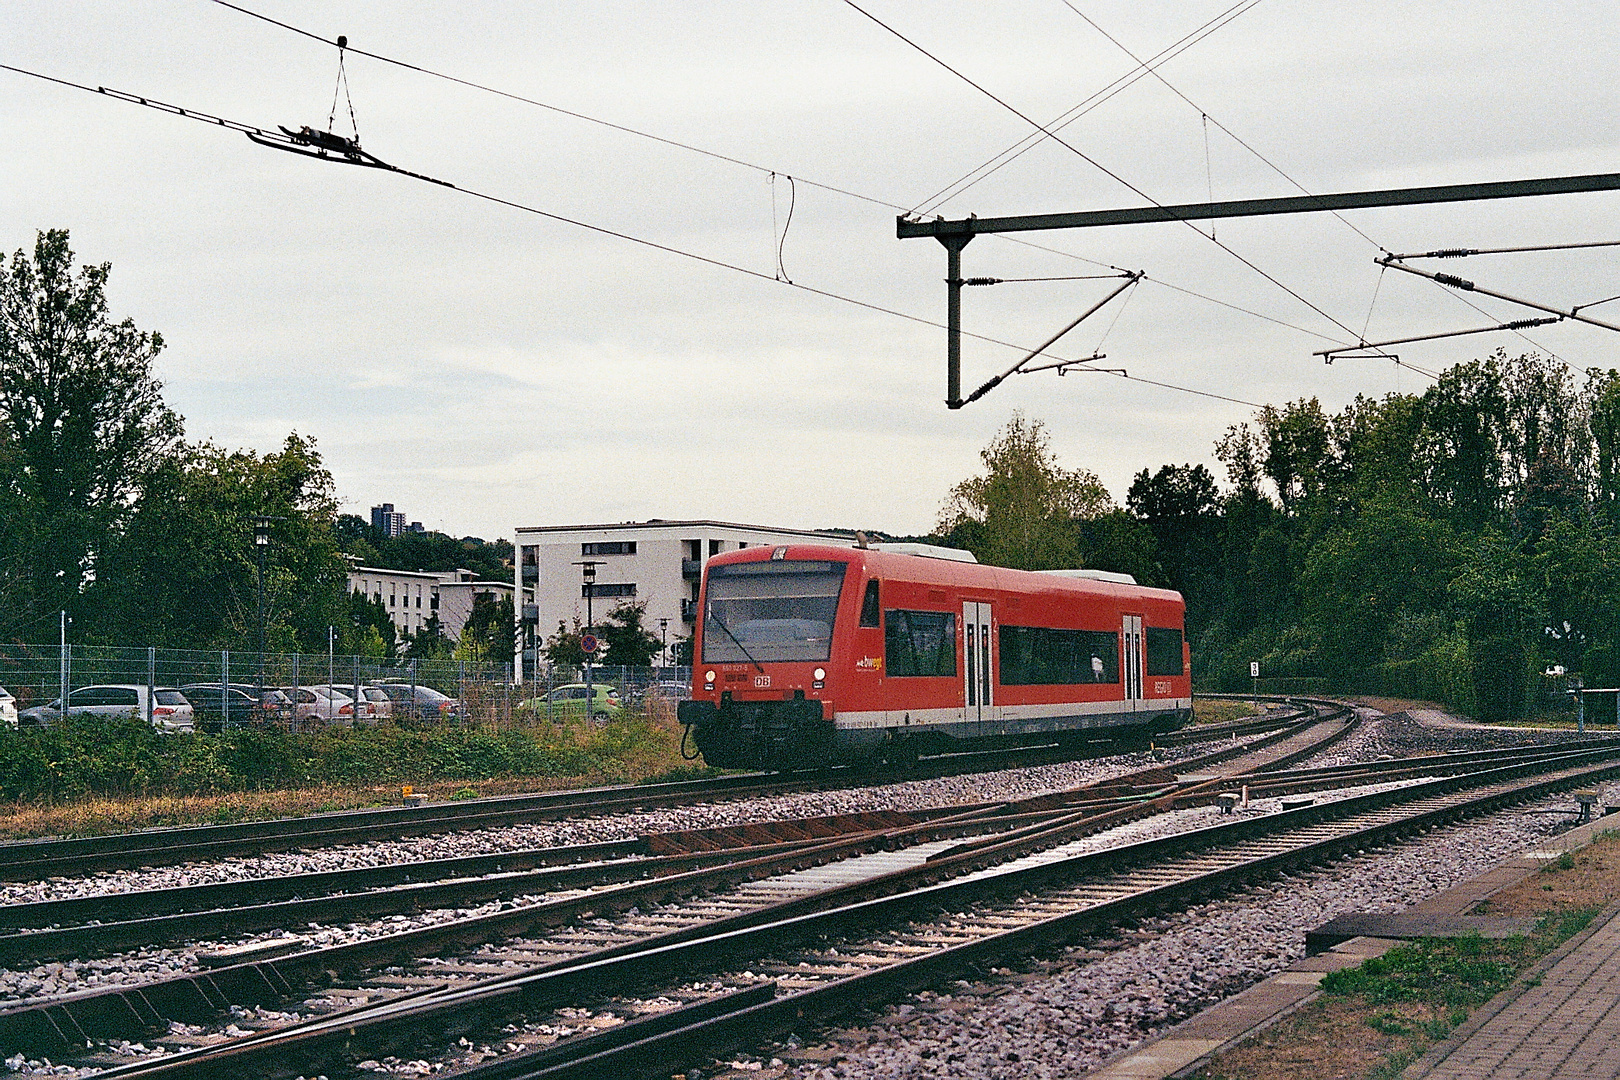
[[370, 503, 407, 538]]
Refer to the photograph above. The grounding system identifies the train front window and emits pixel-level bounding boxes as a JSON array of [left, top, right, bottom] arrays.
[[702, 560, 848, 663]]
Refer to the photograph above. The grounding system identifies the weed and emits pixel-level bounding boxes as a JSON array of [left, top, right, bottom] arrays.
[[451, 787, 479, 800]]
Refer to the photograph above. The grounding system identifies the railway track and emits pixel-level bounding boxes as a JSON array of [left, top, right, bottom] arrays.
[[8, 701, 1602, 1078], [62, 737, 1612, 1080], [0, 698, 1316, 882]]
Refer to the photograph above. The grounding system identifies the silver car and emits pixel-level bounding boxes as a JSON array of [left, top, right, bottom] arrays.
[[17, 685, 195, 733]]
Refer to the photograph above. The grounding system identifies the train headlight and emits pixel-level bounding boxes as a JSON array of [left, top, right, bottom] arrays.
[[813, 668, 826, 681], [704, 670, 716, 685]]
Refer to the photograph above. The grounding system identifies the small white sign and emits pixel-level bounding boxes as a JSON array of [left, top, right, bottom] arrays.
[[1250, 661, 1260, 678]]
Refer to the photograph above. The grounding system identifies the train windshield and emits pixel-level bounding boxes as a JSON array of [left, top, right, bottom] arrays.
[[702, 559, 848, 663]]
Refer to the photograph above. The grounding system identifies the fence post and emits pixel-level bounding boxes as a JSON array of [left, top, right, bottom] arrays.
[[352, 654, 361, 725], [410, 659, 417, 722], [147, 647, 156, 725], [292, 653, 300, 731], [222, 650, 230, 731]]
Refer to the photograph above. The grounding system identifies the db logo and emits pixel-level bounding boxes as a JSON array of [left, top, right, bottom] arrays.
[[754, 674, 771, 688]]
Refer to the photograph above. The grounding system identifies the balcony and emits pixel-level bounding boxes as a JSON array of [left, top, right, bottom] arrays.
[[680, 599, 697, 623], [521, 604, 539, 623], [681, 558, 702, 580], [521, 565, 538, 582]]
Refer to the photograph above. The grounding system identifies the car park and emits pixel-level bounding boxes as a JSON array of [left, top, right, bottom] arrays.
[[17, 685, 195, 733], [373, 682, 461, 723]]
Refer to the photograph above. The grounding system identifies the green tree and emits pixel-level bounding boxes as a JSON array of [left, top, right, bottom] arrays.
[[938, 412, 1113, 570], [543, 619, 585, 669], [457, 592, 515, 663], [84, 434, 351, 652], [0, 229, 181, 633], [1449, 532, 1542, 722], [596, 601, 662, 668]]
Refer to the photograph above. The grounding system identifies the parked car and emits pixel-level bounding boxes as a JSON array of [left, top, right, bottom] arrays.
[[179, 684, 295, 732], [373, 683, 461, 723], [524, 683, 622, 724], [0, 686, 15, 728], [305, 684, 392, 724], [18, 685, 195, 733], [630, 680, 690, 705], [276, 686, 356, 725]]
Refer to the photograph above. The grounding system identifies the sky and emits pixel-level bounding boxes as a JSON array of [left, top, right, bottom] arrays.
[[5, 1, 1620, 540]]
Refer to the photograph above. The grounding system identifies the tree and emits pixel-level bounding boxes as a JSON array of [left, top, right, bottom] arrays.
[[543, 619, 586, 669], [937, 413, 1113, 570], [597, 601, 662, 667], [0, 229, 181, 633], [457, 592, 515, 664], [84, 434, 351, 652]]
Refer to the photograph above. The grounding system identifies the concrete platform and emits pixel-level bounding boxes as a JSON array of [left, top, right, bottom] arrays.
[[1305, 913, 1540, 954], [1089, 810, 1620, 1080]]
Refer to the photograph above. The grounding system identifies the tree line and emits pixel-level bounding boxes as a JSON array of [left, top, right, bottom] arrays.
[[938, 350, 1620, 721]]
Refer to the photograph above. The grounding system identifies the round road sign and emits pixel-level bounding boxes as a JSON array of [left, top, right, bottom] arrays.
[[581, 633, 600, 655]]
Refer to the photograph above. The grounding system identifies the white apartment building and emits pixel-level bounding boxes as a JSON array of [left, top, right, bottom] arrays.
[[512, 519, 845, 680], [348, 566, 516, 642], [350, 567, 439, 638]]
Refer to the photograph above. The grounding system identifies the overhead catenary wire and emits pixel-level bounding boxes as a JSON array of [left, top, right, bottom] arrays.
[[0, 60, 1266, 412], [1052, 0, 1572, 372], [206, 0, 1393, 374], [843, 0, 1368, 350], [909, 0, 1265, 217]]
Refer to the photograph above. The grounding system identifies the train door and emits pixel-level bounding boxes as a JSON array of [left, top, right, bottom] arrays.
[[963, 601, 994, 736], [1121, 614, 1144, 712]]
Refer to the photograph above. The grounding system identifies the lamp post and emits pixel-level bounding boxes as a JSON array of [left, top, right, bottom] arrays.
[[574, 560, 601, 721], [252, 517, 271, 693], [659, 618, 669, 670]]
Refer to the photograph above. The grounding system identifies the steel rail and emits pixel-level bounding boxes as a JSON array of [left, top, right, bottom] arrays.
[[0, 709, 1345, 1054], [0, 704, 1305, 882], [73, 736, 1619, 1078]]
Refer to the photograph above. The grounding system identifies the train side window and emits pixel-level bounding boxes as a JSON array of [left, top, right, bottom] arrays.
[[1145, 627, 1184, 676], [1000, 625, 1120, 684], [860, 580, 881, 627], [884, 609, 956, 676]]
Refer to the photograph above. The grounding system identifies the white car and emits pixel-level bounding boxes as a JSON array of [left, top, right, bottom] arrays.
[[279, 686, 357, 725], [0, 686, 16, 728], [305, 684, 390, 724], [17, 685, 195, 733]]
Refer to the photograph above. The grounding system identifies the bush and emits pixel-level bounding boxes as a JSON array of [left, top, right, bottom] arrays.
[[0, 714, 670, 803]]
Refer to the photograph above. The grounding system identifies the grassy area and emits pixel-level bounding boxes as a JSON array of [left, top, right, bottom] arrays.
[[1191, 832, 1620, 1080], [0, 709, 693, 840], [1192, 698, 1266, 725]]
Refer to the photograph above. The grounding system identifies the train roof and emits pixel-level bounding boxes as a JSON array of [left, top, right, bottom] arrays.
[[704, 543, 1184, 604]]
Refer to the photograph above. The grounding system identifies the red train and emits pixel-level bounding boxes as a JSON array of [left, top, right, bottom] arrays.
[[677, 542, 1191, 770]]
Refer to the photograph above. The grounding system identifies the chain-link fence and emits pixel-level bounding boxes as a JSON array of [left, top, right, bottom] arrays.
[[0, 642, 690, 732]]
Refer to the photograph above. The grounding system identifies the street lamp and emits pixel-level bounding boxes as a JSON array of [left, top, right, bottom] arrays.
[[659, 617, 669, 669], [251, 515, 284, 695], [574, 560, 602, 722]]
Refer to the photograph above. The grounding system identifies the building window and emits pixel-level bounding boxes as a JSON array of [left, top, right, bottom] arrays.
[[585, 582, 637, 598], [582, 541, 637, 556], [709, 539, 722, 556]]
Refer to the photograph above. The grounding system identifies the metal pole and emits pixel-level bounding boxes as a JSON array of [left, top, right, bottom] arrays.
[[58, 611, 67, 713], [147, 647, 155, 726], [410, 658, 417, 721], [327, 626, 335, 721], [353, 654, 361, 725], [940, 234, 972, 409], [222, 650, 229, 731], [585, 578, 593, 724]]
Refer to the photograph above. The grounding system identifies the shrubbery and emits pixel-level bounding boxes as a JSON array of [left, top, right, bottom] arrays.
[[0, 716, 666, 802]]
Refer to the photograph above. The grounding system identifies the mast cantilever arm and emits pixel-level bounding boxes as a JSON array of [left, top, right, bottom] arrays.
[[959, 271, 1142, 406], [1314, 316, 1563, 362], [1378, 255, 1620, 333]]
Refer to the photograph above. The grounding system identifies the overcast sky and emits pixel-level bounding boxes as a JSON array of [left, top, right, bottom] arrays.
[[5, 2, 1619, 540]]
